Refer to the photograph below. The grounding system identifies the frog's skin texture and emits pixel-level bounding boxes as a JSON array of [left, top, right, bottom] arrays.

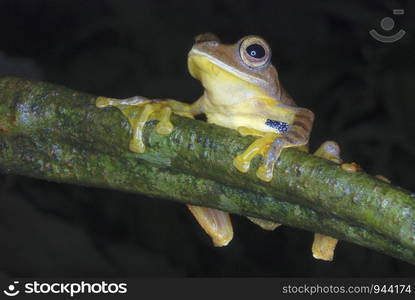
[[96, 33, 340, 260]]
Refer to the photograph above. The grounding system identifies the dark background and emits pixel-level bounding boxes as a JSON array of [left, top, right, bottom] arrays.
[[0, 0, 414, 277]]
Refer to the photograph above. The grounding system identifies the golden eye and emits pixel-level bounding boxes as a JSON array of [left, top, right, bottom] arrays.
[[239, 37, 271, 68]]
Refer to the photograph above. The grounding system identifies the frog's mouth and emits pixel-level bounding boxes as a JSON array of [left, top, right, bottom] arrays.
[[188, 48, 267, 86]]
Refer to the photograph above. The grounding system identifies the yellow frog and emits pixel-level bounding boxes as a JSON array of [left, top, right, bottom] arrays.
[[96, 33, 341, 261]]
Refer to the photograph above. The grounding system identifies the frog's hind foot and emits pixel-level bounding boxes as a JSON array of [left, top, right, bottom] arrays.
[[314, 140, 342, 164], [312, 233, 338, 261], [247, 217, 281, 231], [187, 205, 233, 247], [312, 142, 391, 260]]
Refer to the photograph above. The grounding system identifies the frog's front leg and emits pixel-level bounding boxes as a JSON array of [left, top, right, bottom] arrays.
[[96, 96, 197, 153], [233, 131, 278, 173], [233, 108, 314, 182], [233, 108, 313, 238], [258, 108, 314, 182], [96, 95, 234, 247]]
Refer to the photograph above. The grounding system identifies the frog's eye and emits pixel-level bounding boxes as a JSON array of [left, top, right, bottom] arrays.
[[246, 44, 265, 59], [239, 37, 271, 68]]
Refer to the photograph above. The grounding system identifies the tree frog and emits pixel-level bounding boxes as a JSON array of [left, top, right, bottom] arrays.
[[96, 33, 341, 261]]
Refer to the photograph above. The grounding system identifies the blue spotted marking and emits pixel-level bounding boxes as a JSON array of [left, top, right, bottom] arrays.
[[265, 119, 289, 134]]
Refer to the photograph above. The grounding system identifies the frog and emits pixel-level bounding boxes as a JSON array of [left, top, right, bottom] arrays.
[[96, 33, 341, 261]]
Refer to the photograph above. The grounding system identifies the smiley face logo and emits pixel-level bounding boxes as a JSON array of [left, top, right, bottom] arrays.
[[370, 9, 406, 43], [3, 281, 20, 297]]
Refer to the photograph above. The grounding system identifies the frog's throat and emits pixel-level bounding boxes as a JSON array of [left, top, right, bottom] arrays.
[[188, 48, 267, 87]]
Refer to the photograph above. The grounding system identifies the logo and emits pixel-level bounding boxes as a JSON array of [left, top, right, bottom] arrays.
[[370, 9, 406, 43], [2, 280, 127, 297], [3, 281, 20, 297]]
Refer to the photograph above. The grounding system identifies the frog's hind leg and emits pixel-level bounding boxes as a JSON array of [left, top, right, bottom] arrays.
[[311, 141, 341, 261], [187, 205, 233, 247]]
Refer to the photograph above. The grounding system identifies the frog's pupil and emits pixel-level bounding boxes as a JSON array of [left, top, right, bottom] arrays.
[[246, 44, 265, 59]]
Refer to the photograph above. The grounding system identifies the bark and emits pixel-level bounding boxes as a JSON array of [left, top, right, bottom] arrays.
[[0, 77, 414, 264]]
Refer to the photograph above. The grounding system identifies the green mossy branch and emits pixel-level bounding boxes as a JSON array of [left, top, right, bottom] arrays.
[[0, 77, 414, 264]]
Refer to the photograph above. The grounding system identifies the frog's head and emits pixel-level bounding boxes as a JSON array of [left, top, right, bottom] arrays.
[[188, 33, 281, 100]]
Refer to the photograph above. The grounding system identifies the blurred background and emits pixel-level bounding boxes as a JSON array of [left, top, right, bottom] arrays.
[[0, 0, 414, 277]]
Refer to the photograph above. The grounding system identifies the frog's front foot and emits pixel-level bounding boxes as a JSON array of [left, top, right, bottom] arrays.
[[96, 96, 191, 153], [234, 131, 294, 230], [233, 131, 280, 182]]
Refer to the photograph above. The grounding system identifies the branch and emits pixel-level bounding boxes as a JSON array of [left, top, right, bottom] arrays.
[[0, 77, 414, 264]]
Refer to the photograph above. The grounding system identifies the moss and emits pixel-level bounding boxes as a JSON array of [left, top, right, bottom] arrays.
[[0, 76, 415, 264]]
